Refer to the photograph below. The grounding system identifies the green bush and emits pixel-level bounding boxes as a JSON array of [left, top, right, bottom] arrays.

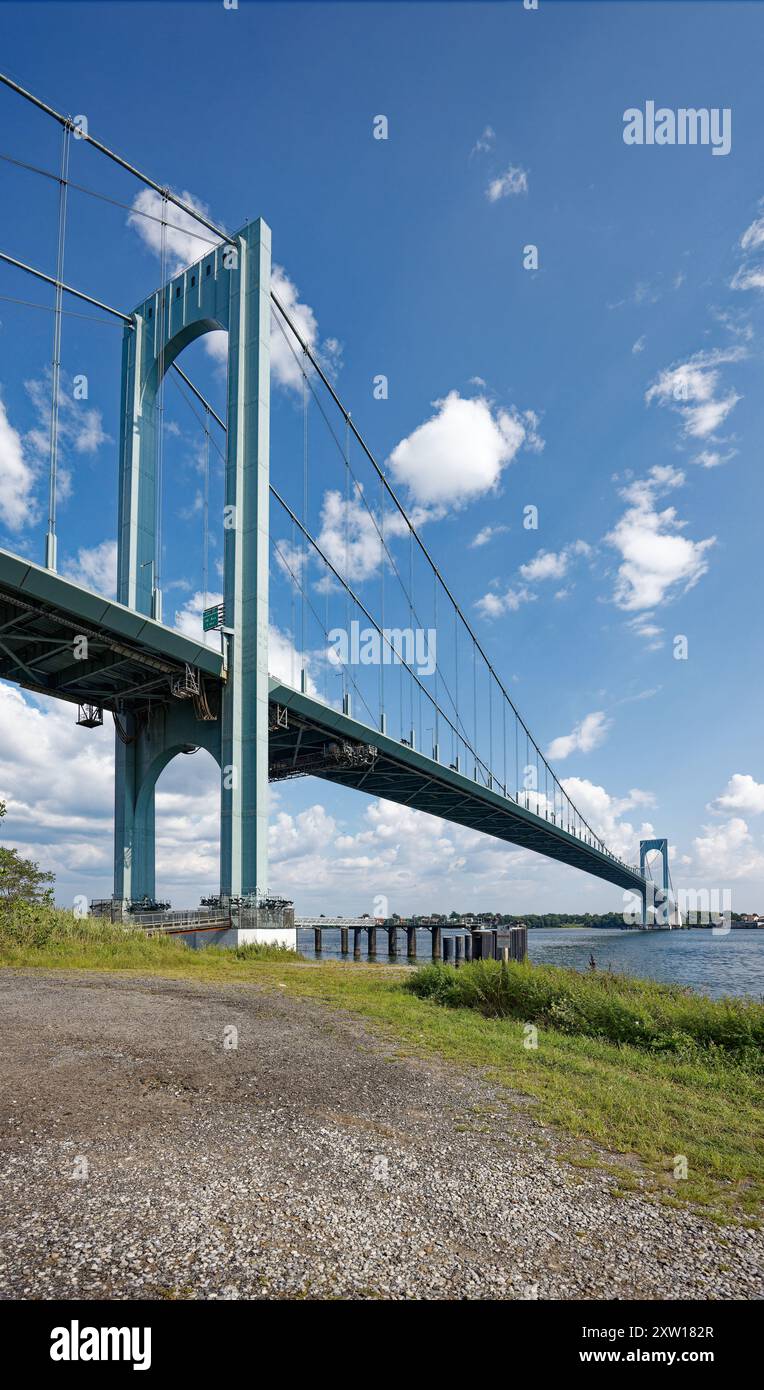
[[406, 959, 764, 1064]]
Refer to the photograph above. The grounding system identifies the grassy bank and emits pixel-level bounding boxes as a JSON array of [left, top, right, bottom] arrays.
[[407, 959, 764, 1063], [0, 902, 302, 971], [1, 905, 762, 1218]]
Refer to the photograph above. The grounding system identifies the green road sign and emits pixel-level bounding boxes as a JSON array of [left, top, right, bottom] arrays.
[[203, 603, 224, 632]]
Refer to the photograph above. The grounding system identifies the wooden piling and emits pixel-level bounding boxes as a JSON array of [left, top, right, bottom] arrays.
[[406, 925, 417, 958], [340, 926, 349, 954], [431, 925, 442, 960], [368, 925, 377, 956], [388, 925, 398, 956], [353, 927, 362, 959], [443, 935, 454, 963], [314, 927, 322, 953]]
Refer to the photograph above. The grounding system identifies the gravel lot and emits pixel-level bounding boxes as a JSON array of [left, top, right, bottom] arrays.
[[0, 969, 761, 1301]]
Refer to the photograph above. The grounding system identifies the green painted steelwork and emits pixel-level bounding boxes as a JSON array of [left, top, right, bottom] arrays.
[[268, 679, 651, 897], [114, 219, 271, 903]]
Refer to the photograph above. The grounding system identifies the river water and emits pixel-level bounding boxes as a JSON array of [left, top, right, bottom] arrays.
[[295, 926, 764, 1000]]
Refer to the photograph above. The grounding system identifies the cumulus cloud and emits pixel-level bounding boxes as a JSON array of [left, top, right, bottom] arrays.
[[606, 465, 715, 612], [127, 187, 218, 276], [519, 540, 590, 583], [710, 774, 764, 816], [475, 539, 589, 619], [692, 817, 764, 881], [62, 539, 118, 598], [475, 586, 535, 620], [127, 190, 335, 397], [486, 166, 528, 202], [560, 778, 655, 864], [0, 392, 36, 530], [388, 392, 542, 509], [203, 263, 332, 395], [547, 711, 611, 761]]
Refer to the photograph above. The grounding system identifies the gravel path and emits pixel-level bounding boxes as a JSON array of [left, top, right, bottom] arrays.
[[0, 969, 761, 1300]]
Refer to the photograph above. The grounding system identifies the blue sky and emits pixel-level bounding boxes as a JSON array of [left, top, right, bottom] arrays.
[[1, 0, 763, 915]]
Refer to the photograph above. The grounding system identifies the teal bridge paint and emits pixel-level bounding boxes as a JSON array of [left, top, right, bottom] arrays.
[[0, 217, 672, 924]]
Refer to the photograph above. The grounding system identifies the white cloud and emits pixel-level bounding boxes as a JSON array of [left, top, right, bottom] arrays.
[[486, 166, 528, 202], [62, 539, 117, 598], [606, 466, 715, 612], [470, 126, 495, 157], [692, 817, 764, 881], [202, 263, 333, 395], [127, 187, 218, 276], [560, 778, 655, 864], [693, 448, 736, 469], [710, 774, 764, 816], [388, 392, 542, 508], [628, 613, 665, 651], [317, 489, 388, 584], [476, 539, 589, 618], [741, 213, 764, 252], [23, 373, 109, 510], [173, 592, 321, 695], [730, 210, 764, 295], [519, 540, 590, 583], [470, 524, 509, 548], [0, 392, 37, 530], [632, 335, 646, 355], [126, 190, 332, 398], [547, 711, 611, 761], [475, 586, 535, 619], [731, 263, 764, 293], [645, 349, 743, 440]]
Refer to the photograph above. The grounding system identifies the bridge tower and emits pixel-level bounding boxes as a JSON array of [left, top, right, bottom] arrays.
[[114, 219, 271, 923], [639, 837, 671, 928]]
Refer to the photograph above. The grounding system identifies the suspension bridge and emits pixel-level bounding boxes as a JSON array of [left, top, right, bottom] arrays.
[[0, 72, 679, 938]]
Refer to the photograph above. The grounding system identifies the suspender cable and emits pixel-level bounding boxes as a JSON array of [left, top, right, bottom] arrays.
[[0, 70, 615, 858], [202, 406, 210, 616], [153, 194, 168, 622], [379, 469, 385, 730], [343, 405, 350, 709], [45, 120, 70, 571], [302, 359, 309, 692], [0, 73, 237, 252]]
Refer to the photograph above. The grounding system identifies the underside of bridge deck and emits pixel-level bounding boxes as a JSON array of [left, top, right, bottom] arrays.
[[0, 549, 646, 901], [267, 681, 646, 896], [0, 549, 223, 718]]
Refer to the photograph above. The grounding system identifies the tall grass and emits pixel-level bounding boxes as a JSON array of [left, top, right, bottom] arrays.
[[406, 959, 764, 1066], [0, 901, 303, 969]]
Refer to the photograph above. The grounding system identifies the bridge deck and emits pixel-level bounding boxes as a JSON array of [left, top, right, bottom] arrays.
[[0, 549, 646, 899], [268, 681, 646, 896], [0, 548, 223, 713]]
